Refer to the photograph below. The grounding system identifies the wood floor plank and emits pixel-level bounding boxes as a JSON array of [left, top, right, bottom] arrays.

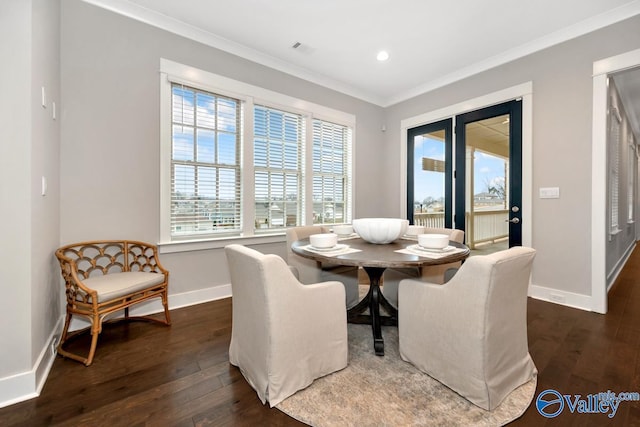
[[3, 248, 640, 425]]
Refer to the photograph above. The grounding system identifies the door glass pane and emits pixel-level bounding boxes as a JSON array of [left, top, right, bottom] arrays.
[[413, 130, 446, 228], [464, 114, 510, 253]]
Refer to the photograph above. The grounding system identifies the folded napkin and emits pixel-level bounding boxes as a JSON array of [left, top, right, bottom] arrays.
[[336, 233, 360, 241], [302, 244, 361, 257], [395, 245, 466, 259], [400, 235, 419, 241]]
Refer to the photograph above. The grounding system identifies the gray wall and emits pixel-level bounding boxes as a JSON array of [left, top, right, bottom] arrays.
[[31, 0, 62, 381], [0, 0, 61, 391], [2, 0, 638, 408], [384, 15, 640, 297], [0, 0, 33, 383], [60, 0, 385, 298]]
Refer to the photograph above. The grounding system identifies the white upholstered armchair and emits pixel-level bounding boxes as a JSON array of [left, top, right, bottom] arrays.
[[225, 244, 348, 407], [286, 225, 360, 308], [383, 227, 465, 307], [398, 246, 537, 410]]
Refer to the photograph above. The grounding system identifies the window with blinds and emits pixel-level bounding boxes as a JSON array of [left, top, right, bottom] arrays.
[[628, 134, 636, 223], [170, 84, 241, 237], [160, 59, 355, 246], [312, 119, 352, 225], [609, 104, 621, 234], [253, 105, 304, 230]]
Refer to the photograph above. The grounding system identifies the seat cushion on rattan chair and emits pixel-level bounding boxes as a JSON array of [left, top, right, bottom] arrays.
[[82, 272, 166, 302]]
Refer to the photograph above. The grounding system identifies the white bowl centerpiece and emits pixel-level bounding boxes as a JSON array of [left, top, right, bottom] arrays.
[[352, 218, 409, 244]]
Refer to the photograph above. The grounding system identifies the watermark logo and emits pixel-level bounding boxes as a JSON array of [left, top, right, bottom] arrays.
[[536, 389, 564, 418], [536, 389, 640, 419]]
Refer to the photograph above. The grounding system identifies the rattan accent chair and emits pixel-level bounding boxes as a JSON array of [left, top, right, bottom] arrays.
[[55, 240, 171, 366]]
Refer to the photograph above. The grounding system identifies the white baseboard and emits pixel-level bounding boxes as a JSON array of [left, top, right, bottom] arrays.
[[0, 316, 63, 409], [606, 241, 635, 292], [2, 279, 600, 409], [528, 283, 593, 312], [160, 283, 232, 311], [0, 283, 232, 409], [0, 372, 39, 410]]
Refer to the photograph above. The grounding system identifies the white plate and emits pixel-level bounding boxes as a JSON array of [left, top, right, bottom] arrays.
[[308, 243, 348, 252], [402, 234, 419, 240], [408, 244, 455, 253], [337, 233, 359, 238]]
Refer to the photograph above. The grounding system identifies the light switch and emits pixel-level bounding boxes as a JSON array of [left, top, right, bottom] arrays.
[[539, 187, 560, 199], [41, 86, 47, 108], [41, 176, 47, 196]]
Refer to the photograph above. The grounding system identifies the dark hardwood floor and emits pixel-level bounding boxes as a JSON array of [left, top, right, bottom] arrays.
[[2, 248, 640, 426]]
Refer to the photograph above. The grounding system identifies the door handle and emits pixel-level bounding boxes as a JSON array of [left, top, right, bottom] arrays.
[[505, 218, 520, 224]]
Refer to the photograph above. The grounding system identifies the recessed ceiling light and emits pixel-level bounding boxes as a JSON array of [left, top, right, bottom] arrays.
[[376, 51, 389, 61]]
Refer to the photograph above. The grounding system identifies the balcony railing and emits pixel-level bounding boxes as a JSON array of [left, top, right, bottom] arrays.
[[413, 212, 446, 228], [465, 209, 509, 248], [414, 209, 509, 249]]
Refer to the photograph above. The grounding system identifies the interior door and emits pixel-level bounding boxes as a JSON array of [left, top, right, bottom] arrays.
[[455, 100, 523, 249], [406, 119, 453, 228]]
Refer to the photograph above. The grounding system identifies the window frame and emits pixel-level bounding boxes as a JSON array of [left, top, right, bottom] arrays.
[[608, 100, 622, 237], [311, 119, 353, 226], [169, 83, 243, 239], [628, 133, 636, 224], [253, 104, 305, 232], [159, 59, 356, 253]]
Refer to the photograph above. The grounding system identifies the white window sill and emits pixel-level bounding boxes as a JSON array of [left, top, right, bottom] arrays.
[[608, 228, 621, 241], [158, 232, 286, 254]]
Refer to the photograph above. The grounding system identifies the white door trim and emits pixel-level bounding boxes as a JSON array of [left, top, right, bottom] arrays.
[[591, 48, 640, 314], [399, 82, 533, 248]]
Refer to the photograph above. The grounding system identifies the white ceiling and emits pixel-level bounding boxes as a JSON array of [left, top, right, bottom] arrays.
[[88, 0, 639, 107]]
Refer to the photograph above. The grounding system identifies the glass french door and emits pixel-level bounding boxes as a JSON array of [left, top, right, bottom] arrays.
[[407, 99, 523, 251], [455, 100, 523, 249], [406, 119, 453, 228]]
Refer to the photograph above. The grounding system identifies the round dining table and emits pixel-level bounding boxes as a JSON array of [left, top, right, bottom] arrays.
[[291, 236, 470, 356]]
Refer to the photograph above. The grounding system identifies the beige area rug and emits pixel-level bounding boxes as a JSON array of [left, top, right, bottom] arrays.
[[276, 324, 537, 426]]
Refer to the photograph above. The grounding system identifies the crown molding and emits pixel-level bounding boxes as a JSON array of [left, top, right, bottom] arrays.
[[384, 1, 640, 107], [82, 0, 384, 106], [84, 0, 640, 108]]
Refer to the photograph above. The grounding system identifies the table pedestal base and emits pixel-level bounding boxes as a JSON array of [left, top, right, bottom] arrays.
[[346, 267, 397, 356]]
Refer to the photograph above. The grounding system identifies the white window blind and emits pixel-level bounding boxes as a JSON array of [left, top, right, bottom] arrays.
[[253, 105, 304, 230], [609, 104, 621, 234], [170, 83, 241, 238], [628, 134, 636, 223], [312, 119, 352, 225], [160, 59, 355, 249]]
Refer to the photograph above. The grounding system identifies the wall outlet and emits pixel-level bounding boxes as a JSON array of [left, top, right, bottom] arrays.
[[549, 293, 566, 303], [51, 335, 59, 355]]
